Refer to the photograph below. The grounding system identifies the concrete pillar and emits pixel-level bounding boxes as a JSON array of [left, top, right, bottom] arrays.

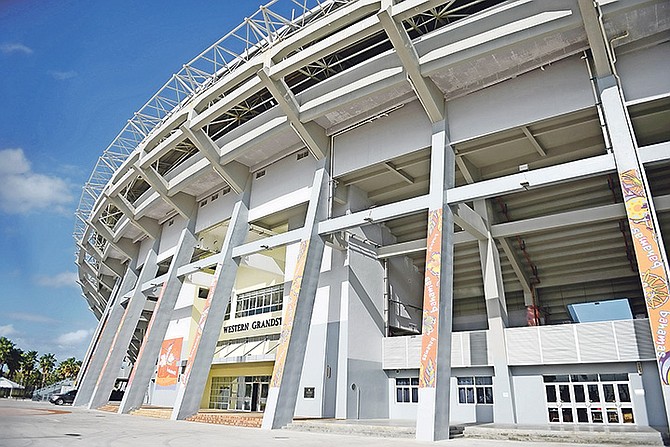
[[475, 200, 516, 424], [87, 243, 160, 409], [171, 184, 251, 420], [76, 277, 120, 387], [118, 228, 197, 413], [262, 157, 330, 429], [598, 75, 670, 427], [415, 119, 455, 441], [73, 265, 138, 407]]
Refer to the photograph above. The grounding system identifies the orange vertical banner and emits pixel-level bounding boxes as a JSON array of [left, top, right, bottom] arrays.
[[157, 337, 183, 387], [620, 169, 670, 384], [420, 209, 442, 388]]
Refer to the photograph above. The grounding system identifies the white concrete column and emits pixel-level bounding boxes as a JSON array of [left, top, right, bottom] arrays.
[[118, 228, 197, 413], [415, 118, 455, 441], [475, 200, 516, 424], [598, 75, 670, 427], [76, 277, 120, 387], [73, 265, 138, 407], [87, 243, 160, 409], [262, 157, 330, 429], [171, 184, 251, 420]]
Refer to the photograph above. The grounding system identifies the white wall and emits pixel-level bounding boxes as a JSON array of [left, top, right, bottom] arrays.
[[344, 240, 389, 419], [249, 149, 317, 211], [194, 190, 237, 234], [333, 100, 431, 177], [618, 42, 670, 102], [158, 215, 187, 260], [447, 55, 595, 143]]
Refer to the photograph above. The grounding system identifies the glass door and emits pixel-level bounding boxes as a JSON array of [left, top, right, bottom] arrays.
[[544, 374, 635, 425]]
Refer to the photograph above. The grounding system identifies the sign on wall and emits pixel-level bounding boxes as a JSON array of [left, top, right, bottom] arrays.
[[157, 337, 183, 387]]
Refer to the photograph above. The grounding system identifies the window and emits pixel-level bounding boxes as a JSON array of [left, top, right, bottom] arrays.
[[297, 150, 309, 160], [395, 377, 419, 403], [458, 376, 493, 404], [235, 284, 284, 318]]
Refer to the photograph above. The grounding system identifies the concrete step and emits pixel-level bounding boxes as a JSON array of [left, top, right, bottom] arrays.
[[463, 425, 667, 446], [129, 407, 172, 419], [285, 420, 465, 439], [187, 412, 263, 428], [96, 404, 120, 413]]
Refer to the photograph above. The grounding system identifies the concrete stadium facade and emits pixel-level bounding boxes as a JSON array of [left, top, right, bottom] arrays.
[[73, 0, 670, 440]]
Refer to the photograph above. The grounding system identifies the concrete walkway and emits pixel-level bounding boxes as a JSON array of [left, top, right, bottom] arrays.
[[0, 399, 649, 447]]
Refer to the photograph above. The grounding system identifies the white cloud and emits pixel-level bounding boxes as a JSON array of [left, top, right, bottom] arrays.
[[0, 43, 33, 55], [0, 148, 73, 214], [0, 324, 16, 337], [56, 329, 92, 345], [7, 312, 57, 323], [49, 70, 77, 80], [37, 271, 78, 288]]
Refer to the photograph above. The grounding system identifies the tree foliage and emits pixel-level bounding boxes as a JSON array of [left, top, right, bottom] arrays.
[[0, 337, 81, 394]]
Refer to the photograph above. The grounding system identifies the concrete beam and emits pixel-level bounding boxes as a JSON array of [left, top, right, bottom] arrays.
[[454, 203, 488, 241], [231, 228, 304, 259], [179, 124, 248, 194], [456, 154, 480, 184], [448, 153, 616, 204], [137, 165, 195, 218], [521, 126, 546, 157], [384, 161, 414, 184], [577, 0, 612, 78], [319, 195, 428, 235], [176, 253, 223, 278], [106, 194, 160, 240], [498, 237, 533, 297], [377, 7, 444, 123], [257, 66, 328, 160], [89, 221, 137, 260]]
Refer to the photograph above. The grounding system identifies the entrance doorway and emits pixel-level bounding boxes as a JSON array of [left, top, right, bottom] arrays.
[[209, 375, 270, 411], [544, 374, 635, 424]]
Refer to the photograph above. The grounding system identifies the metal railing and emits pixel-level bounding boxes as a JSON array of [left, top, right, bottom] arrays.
[[73, 0, 351, 251]]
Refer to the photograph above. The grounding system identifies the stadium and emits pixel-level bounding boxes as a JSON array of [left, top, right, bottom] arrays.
[[73, 0, 670, 441]]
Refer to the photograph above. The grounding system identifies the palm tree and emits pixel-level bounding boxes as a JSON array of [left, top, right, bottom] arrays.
[[0, 337, 14, 377], [38, 353, 57, 389], [18, 350, 38, 389], [6, 347, 22, 380], [57, 357, 81, 380]]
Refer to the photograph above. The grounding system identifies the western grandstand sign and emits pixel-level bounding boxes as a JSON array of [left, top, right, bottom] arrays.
[[222, 316, 282, 336]]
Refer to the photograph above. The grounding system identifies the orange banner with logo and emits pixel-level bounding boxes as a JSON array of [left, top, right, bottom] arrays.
[[620, 169, 670, 384], [419, 209, 442, 388], [157, 337, 182, 387]]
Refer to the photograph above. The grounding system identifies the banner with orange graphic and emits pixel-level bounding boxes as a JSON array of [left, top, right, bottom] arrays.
[[157, 337, 183, 387], [419, 209, 442, 388], [620, 169, 670, 385]]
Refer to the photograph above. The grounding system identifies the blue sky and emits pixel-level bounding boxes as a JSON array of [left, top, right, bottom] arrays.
[[0, 0, 269, 361]]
